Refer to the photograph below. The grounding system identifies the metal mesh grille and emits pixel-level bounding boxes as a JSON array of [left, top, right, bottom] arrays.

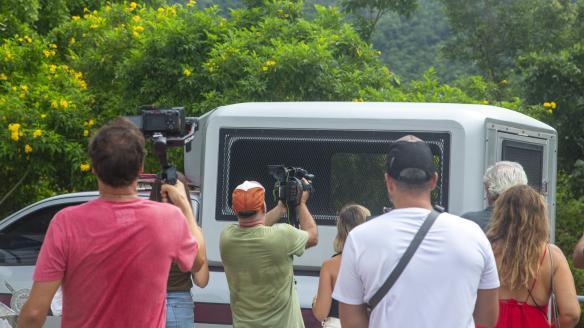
[[502, 140, 544, 192], [216, 129, 451, 225]]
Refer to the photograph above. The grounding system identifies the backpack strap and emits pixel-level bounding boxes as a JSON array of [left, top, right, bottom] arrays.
[[366, 210, 440, 312]]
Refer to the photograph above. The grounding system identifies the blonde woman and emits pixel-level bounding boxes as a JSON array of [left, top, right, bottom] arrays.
[[485, 185, 580, 328], [312, 204, 370, 327]]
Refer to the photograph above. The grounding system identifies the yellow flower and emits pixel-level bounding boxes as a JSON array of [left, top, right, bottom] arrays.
[[33, 129, 42, 138], [132, 15, 142, 22], [49, 64, 57, 74], [183, 68, 192, 77], [261, 60, 277, 72], [24, 144, 32, 154], [20, 85, 28, 92], [9, 123, 20, 141], [129, 2, 138, 11], [133, 25, 144, 33], [547, 109, 553, 114], [43, 50, 52, 57], [543, 102, 551, 108], [187, 0, 196, 7], [24, 36, 32, 43], [132, 31, 140, 38], [83, 129, 89, 137], [80, 163, 91, 172], [550, 101, 557, 109], [0, 73, 7, 81], [60, 99, 69, 109], [51, 100, 58, 109], [5, 51, 13, 61], [79, 80, 87, 90], [8, 123, 20, 132], [72, 16, 80, 21], [87, 119, 96, 128], [49, 43, 57, 49]]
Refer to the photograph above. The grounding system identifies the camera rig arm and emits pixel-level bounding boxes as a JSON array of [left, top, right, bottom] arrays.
[[127, 106, 198, 185]]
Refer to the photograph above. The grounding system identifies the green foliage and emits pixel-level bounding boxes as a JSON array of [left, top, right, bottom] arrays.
[[555, 173, 584, 296], [49, 2, 403, 116], [0, 0, 40, 38], [518, 43, 584, 171], [341, 0, 418, 41], [0, 35, 95, 217], [371, 0, 477, 82], [440, 0, 576, 84], [1, 0, 166, 37]]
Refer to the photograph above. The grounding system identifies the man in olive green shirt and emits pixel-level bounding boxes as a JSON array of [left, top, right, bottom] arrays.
[[220, 180, 318, 328]]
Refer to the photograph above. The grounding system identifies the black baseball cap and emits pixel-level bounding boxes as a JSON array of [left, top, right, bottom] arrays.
[[386, 139, 436, 184]]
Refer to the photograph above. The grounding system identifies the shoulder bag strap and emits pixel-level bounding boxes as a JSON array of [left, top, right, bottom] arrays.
[[366, 210, 440, 312]]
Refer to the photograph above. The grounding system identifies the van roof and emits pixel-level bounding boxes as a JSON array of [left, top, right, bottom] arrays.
[[204, 102, 555, 133]]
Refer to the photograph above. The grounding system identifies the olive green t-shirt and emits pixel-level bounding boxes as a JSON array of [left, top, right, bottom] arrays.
[[167, 263, 192, 292], [220, 224, 309, 328]]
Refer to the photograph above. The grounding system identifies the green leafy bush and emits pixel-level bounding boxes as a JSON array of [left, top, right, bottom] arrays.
[[0, 34, 95, 216]]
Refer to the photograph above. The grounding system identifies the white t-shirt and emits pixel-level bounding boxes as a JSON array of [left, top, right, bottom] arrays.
[[332, 208, 499, 328]]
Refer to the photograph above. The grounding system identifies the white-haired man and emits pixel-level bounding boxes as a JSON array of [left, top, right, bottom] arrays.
[[461, 161, 528, 231]]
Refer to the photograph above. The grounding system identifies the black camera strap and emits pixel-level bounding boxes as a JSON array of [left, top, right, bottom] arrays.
[[367, 210, 440, 312]]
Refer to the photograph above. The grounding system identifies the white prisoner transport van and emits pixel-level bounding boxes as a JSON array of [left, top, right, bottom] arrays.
[[185, 102, 557, 327]]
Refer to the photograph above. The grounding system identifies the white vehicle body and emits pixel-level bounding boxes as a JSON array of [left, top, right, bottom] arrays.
[[0, 102, 557, 327]]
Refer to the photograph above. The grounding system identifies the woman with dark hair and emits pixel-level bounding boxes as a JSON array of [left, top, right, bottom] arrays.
[[312, 204, 370, 327], [150, 172, 209, 328], [485, 185, 580, 328]]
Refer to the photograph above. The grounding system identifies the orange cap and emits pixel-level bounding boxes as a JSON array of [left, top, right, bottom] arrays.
[[232, 181, 266, 215]]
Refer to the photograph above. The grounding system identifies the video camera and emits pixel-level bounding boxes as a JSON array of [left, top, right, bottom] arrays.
[[127, 106, 198, 185], [268, 165, 314, 227]]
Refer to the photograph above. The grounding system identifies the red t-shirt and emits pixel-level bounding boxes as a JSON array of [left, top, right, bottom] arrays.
[[34, 198, 198, 328]]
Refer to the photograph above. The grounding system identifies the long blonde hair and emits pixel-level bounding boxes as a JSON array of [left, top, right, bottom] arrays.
[[486, 185, 549, 291], [333, 204, 370, 253]]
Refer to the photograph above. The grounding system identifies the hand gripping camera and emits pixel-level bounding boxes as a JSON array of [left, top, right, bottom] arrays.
[[268, 165, 315, 227], [127, 105, 197, 185]]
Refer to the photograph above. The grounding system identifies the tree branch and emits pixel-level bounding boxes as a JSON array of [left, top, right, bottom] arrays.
[[0, 167, 32, 209]]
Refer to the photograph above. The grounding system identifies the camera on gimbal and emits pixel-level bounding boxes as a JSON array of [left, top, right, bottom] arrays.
[[127, 105, 197, 185], [268, 165, 314, 227]]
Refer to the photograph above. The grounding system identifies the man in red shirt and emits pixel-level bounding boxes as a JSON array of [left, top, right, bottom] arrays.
[[17, 118, 202, 328]]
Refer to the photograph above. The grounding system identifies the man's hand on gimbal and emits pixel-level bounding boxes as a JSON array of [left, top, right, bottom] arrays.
[[160, 180, 190, 212]]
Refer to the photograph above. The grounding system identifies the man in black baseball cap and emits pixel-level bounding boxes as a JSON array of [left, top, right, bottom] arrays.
[[386, 135, 436, 186], [333, 134, 499, 328]]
